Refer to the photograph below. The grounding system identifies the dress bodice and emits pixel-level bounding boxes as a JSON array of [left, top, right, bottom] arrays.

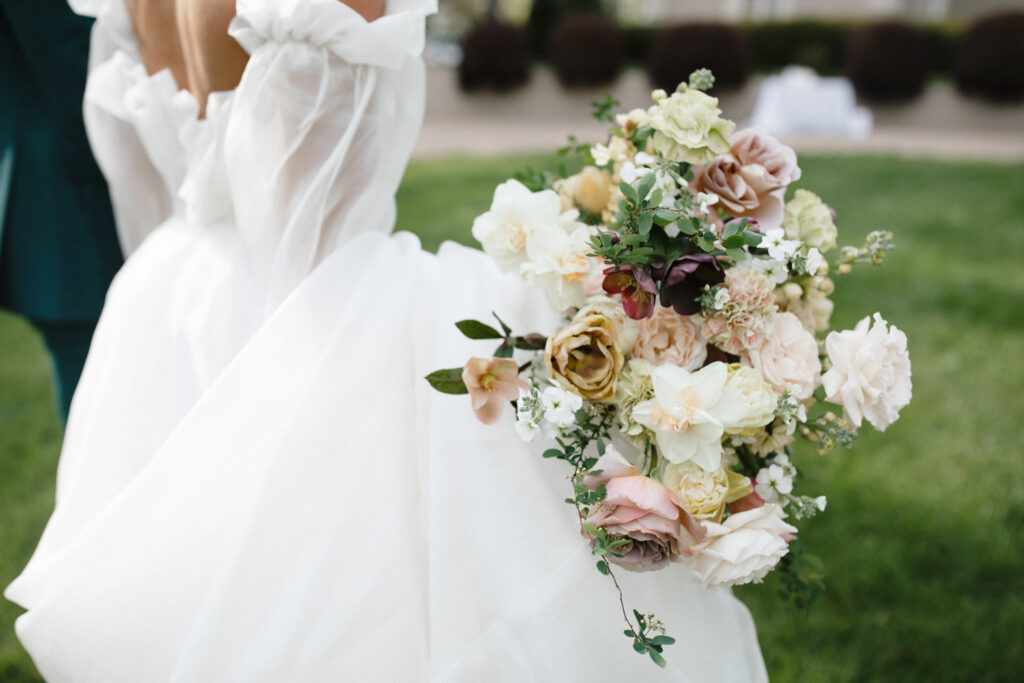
[[71, 0, 436, 306]]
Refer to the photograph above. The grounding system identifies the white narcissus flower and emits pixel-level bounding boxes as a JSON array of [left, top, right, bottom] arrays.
[[631, 362, 728, 471], [687, 504, 797, 587], [520, 223, 599, 311], [471, 179, 581, 273], [822, 313, 912, 431]]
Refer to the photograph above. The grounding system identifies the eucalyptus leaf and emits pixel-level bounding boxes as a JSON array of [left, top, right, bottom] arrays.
[[493, 342, 514, 358]]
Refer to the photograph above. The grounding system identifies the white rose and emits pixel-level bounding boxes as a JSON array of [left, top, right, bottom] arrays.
[[748, 311, 822, 400], [688, 504, 797, 587], [714, 364, 778, 437], [472, 179, 581, 273], [520, 223, 599, 311], [663, 461, 730, 518], [822, 313, 912, 431]]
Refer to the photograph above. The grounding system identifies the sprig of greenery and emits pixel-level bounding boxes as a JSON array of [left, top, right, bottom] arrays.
[[591, 93, 620, 122], [775, 538, 825, 612]]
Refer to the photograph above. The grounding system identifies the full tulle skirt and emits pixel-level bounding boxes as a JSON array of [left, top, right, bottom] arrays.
[[7, 225, 767, 682]]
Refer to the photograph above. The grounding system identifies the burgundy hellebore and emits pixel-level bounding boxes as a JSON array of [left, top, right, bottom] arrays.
[[659, 254, 724, 316], [602, 266, 657, 320]]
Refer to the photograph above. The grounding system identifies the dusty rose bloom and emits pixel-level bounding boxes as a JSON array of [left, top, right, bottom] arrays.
[[700, 269, 778, 355], [632, 307, 708, 371], [687, 503, 797, 587], [747, 311, 822, 400], [545, 308, 625, 402], [462, 357, 527, 425], [583, 449, 703, 572], [696, 129, 800, 231]]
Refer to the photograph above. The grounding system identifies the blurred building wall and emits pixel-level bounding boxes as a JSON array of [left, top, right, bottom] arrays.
[[617, 0, 1024, 22]]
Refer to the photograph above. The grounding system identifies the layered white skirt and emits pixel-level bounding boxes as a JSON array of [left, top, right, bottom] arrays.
[[7, 223, 767, 682]]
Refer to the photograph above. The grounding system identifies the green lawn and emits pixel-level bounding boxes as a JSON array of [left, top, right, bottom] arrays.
[[2, 154, 1022, 681]]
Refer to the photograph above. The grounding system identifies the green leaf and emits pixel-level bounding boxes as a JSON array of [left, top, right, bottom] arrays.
[[633, 641, 647, 654], [722, 233, 747, 249], [726, 247, 746, 263], [492, 311, 512, 336], [635, 173, 656, 203], [745, 231, 763, 246], [596, 560, 609, 575], [543, 448, 562, 459], [619, 181, 638, 205], [637, 212, 654, 237], [493, 343, 514, 359], [455, 319, 503, 340], [648, 650, 667, 668], [424, 368, 468, 395], [651, 635, 675, 646], [652, 208, 677, 225]]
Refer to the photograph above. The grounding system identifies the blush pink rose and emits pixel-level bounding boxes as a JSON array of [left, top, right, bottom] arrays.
[[696, 129, 800, 231], [583, 448, 704, 572], [462, 357, 527, 425], [687, 503, 797, 587], [632, 307, 708, 371], [747, 311, 822, 400]]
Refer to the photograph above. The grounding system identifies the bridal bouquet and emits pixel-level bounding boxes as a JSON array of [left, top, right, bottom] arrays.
[[427, 70, 911, 666]]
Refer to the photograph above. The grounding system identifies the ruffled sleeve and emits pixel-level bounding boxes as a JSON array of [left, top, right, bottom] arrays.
[[222, 0, 435, 310]]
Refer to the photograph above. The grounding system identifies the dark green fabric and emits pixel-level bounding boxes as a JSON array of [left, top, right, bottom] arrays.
[[32, 317, 97, 422], [0, 0, 123, 323]]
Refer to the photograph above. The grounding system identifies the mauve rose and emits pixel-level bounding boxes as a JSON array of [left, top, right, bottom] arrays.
[[696, 129, 801, 231], [583, 449, 704, 572], [632, 306, 707, 371], [747, 311, 822, 400]]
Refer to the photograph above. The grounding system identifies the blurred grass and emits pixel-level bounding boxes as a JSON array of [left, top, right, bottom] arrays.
[[2, 154, 1022, 681]]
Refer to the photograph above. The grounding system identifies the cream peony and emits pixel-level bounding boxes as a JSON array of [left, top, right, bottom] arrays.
[[822, 313, 912, 431], [471, 179, 581, 273], [647, 89, 735, 164], [632, 307, 707, 371], [781, 189, 838, 251], [715, 364, 778, 437], [687, 504, 797, 587], [747, 311, 822, 400]]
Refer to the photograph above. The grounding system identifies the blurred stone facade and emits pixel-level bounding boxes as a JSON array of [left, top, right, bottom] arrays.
[[617, 0, 1024, 23]]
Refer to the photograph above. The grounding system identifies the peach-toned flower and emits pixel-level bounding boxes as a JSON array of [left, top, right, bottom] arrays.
[[632, 307, 707, 371], [687, 503, 797, 587], [583, 450, 704, 572], [555, 166, 617, 219], [462, 357, 527, 425], [545, 308, 625, 402], [822, 313, 912, 431], [700, 269, 778, 355], [695, 129, 800, 231], [747, 311, 822, 400]]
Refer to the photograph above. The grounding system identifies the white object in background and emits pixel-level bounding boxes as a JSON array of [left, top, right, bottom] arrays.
[[750, 66, 873, 138]]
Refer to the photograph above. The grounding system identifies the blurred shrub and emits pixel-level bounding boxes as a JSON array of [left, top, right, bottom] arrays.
[[648, 23, 751, 92], [846, 22, 931, 101], [459, 20, 531, 93], [954, 11, 1024, 103], [745, 21, 852, 75], [922, 23, 959, 76], [547, 13, 624, 87], [527, 0, 605, 58], [620, 26, 659, 65]]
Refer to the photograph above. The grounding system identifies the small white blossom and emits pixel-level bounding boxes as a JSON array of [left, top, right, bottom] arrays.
[[618, 161, 649, 185], [804, 247, 824, 275], [755, 463, 794, 502], [514, 417, 540, 442], [540, 385, 582, 427], [696, 191, 719, 214], [763, 228, 801, 261], [814, 495, 828, 512], [755, 257, 790, 285], [712, 288, 732, 310]]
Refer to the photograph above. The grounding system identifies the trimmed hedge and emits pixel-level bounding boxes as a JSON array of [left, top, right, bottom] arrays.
[[745, 21, 852, 75], [846, 22, 932, 101], [526, 0, 605, 58], [648, 23, 751, 92], [547, 14, 624, 88], [954, 11, 1024, 103], [458, 20, 531, 93]]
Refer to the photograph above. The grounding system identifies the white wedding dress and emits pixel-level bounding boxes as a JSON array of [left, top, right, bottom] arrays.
[[6, 1, 769, 681]]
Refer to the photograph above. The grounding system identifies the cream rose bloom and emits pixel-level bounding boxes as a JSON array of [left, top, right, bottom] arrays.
[[688, 504, 797, 587], [662, 461, 729, 518], [555, 166, 617, 218], [471, 179, 581, 273], [545, 308, 625, 402], [748, 312, 822, 400], [520, 223, 600, 311], [632, 307, 707, 371], [782, 189, 838, 251], [647, 89, 735, 164], [578, 295, 640, 353], [822, 313, 912, 431], [715, 364, 778, 437]]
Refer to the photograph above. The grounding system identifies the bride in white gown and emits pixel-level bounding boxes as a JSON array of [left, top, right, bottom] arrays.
[[6, 1, 769, 680]]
